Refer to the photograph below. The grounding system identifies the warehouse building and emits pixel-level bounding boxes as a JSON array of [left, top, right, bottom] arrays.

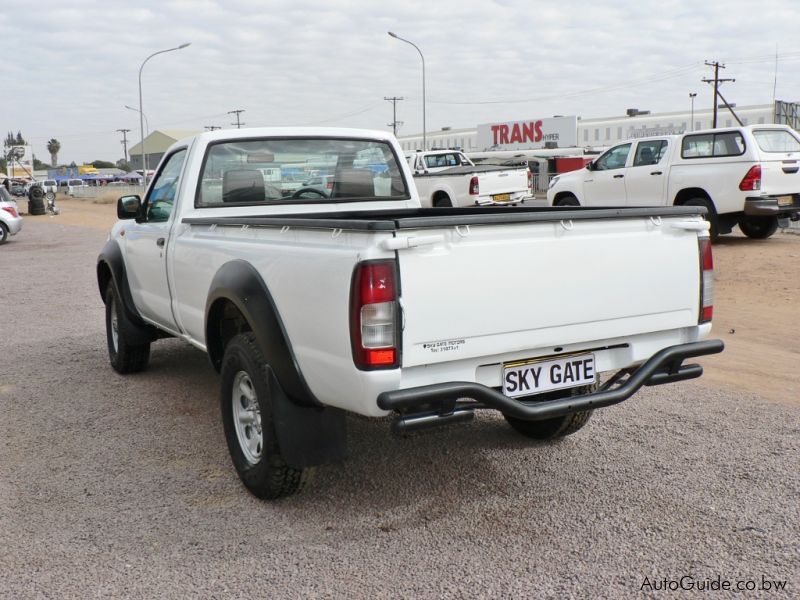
[[397, 101, 800, 153], [128, 130, 200, 171]]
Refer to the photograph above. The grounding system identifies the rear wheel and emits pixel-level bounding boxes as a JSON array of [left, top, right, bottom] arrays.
[[220, 333, 312, 500], [738, 215, 778, 239], [554, 194, 580, 207], [683, 197, 719, 242], [433, 194, 452, 208], [0, 222, 8, 245], [504, 385, 595, 440]]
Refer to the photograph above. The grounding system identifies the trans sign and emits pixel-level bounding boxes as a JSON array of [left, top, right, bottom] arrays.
[[476, 116, 578, 151]]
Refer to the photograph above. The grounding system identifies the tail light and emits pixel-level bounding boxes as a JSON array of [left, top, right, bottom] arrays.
[[739, 164, 761, 191], [699, 238, 714, 323], [2, 206, 18, 218], [469, 176, 479, 196], [350, 261, 399, 369], [527, 169, 533, 193], [326, 182, 333, 190]]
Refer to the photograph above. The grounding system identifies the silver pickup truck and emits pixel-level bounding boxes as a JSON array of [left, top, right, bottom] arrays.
[[97, 128, 723, 500]]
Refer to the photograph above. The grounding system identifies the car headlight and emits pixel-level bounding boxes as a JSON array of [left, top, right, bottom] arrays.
[[548, 176, 559, 190]]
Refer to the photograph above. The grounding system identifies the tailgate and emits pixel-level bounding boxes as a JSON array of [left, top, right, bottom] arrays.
[[478, 168, 529, 197], [753, 129, 800, 195], [398, 217, 702, 367]]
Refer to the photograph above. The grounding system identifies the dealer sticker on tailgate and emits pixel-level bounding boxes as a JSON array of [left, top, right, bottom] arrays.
[[503, 353, 596, 398]]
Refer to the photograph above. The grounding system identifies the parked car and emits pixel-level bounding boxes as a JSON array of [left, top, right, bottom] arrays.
[[0, 186, 23, 244], [97, 127, 723, 500], [408, 149, 532, 207], [10, 183, 26, 197], [547, 124, 800, 240], [58, 178, 86, 196]]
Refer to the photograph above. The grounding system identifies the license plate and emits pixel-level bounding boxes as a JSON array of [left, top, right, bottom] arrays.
[[777, 195, 793, 206], [502, 353, 596, 398], [492, 193, 511, 203]]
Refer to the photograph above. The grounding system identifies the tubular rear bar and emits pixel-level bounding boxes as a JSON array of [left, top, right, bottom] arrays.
[[378, 340, 724, 429]]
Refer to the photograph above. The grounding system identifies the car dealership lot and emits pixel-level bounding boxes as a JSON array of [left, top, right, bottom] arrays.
[[1, 214, 797, 597]]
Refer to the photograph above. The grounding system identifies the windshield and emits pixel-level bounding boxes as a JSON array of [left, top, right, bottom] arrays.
[[196, 137, 409, 207], [753, 129, 800, 153]]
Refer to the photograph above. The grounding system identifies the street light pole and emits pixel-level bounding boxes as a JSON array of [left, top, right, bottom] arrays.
[[125, 105, 149, 138], [388, 32, 426, 151], [689, 92, 697, 131], [138, 42, 190, 189]]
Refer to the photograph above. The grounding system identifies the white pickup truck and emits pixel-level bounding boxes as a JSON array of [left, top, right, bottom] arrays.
[[97, 127, 723, 500], [407, 149, 532, 207], [547, 124, 800, 240]]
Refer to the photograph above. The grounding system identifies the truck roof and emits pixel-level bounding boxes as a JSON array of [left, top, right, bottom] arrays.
[[172, 127, 398, 148]]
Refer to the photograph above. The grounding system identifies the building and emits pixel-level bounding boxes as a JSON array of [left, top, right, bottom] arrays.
[[128, 130, 200, 171], [397, 101, 800, 154]]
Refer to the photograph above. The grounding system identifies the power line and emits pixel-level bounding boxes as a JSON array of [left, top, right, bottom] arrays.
[[228, 109, 245, 128], [384, 96, 404, 135]]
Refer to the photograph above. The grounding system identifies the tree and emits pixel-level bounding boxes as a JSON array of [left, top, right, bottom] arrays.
[[90, 160, 116, 169], [33, 156, 48, 170], [116, 159, 131, 171], [4, 132, 15, 148], [47, 139, 61, 167], [15, 131, 25, 145]]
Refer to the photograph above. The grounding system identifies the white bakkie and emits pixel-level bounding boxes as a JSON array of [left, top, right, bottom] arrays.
[[547, 124, 800, 240], [407, 149, 532, 207], [97, 127, 723, 500]]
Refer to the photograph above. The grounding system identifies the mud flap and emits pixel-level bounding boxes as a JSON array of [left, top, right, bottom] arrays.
[[267, 366, 348, 468]]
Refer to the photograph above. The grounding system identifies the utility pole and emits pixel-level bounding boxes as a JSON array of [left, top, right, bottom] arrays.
[[117, 128, 131, 163], [228, 109, 245, 129], [204, 125, 222, 131], [384, 96, 404, 136], [702, 61, 735, 128]]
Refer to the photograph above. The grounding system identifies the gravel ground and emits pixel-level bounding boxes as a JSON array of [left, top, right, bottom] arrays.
[[1, 220, 798, 598]]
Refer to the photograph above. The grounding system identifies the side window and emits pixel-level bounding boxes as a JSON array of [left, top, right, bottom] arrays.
[[633, 140, 668, 167], [595, 144, 631, 170], [682, 132, 745, 158], [146, 149, 187, 222]]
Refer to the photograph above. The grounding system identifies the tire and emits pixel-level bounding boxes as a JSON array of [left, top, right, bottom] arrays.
[[28, 197, 46, 216], [504, 384, 595, 440], [683, 197, 719, 242], [554, 194, 580, 207], [220, 332, 312, 500], [433, 194, 452, 208], [738, 215, 778, 239], [0, 222, 8, 245], [105, 284, 150, 374]]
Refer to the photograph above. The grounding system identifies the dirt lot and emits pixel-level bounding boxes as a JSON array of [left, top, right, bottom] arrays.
[[32, 196, 800, 406]]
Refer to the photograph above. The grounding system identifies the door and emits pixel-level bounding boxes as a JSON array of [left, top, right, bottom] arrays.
[[583, 143, 631, 206], [624, 139, 669, 206], [124, 148, 187, 330]]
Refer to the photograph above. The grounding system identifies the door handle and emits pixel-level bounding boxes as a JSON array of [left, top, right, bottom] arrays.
[[650, 171, 663, 175], [156, 238, 165, 248], [613, 174, 624, 179]]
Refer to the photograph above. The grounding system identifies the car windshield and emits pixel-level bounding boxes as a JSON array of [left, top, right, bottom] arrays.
[[196, 137, 409, 206], [753, 129, 800, 153]]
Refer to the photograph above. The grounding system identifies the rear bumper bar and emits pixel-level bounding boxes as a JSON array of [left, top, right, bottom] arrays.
[[378, 340, 724, 429], [744, 195, 800, 216]]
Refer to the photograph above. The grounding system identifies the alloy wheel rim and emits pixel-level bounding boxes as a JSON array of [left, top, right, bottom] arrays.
[[110, 297, 119, 352], [232, 371, 263, 464]]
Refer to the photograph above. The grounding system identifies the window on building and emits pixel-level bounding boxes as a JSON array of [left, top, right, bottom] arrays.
[[605, 127, 610, 140], [696, 121, 702, 131], [594, 129, 599, 141], [617, 127, 622, 139], [583, 129, 589, 142]]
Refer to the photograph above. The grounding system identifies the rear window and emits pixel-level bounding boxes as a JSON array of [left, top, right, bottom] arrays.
[[196, 137, 409, 207], [682, 131, 745, 158], [752, 129, 800, 153]]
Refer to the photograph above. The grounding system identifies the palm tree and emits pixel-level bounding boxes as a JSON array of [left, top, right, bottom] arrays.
[[47, 138, 61, 166]]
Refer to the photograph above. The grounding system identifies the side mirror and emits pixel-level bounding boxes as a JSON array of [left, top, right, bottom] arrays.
[[117, 195, 142, 220], [585, 162, 594, 172]]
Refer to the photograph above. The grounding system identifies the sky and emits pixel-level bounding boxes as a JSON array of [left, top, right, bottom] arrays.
[[4, 0, 799, 165]]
